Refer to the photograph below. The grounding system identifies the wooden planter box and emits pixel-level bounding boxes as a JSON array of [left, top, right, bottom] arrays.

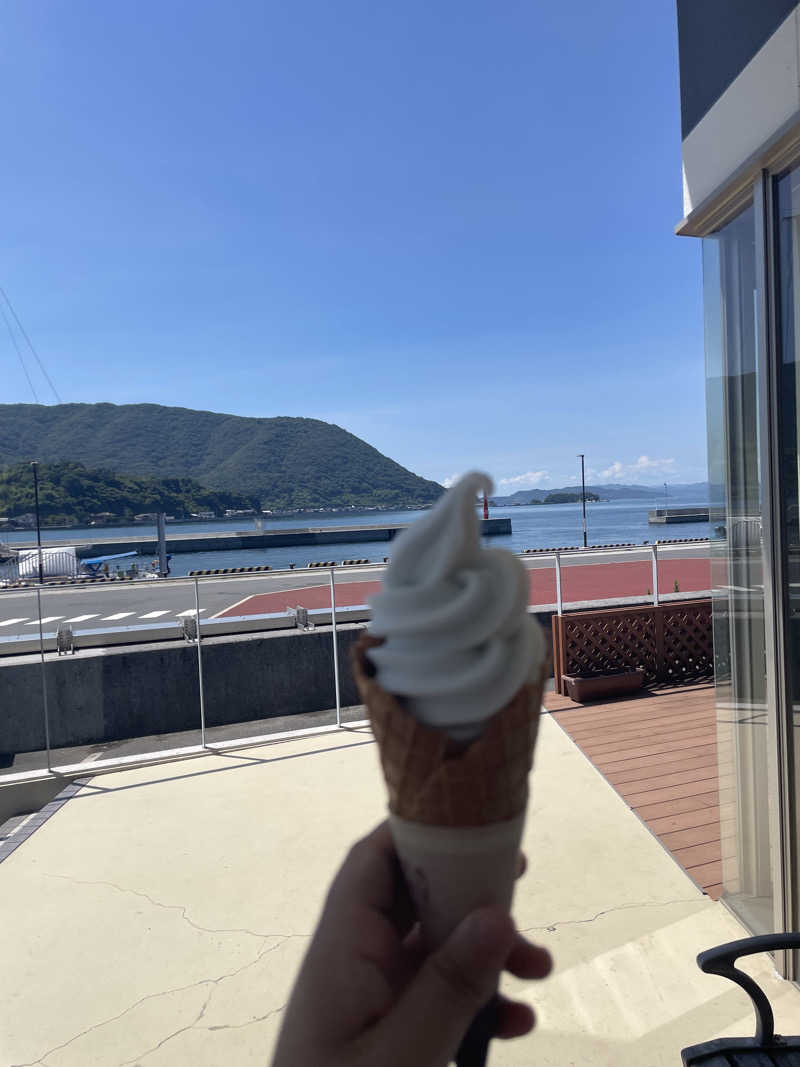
[[562, 668, 645, 704]]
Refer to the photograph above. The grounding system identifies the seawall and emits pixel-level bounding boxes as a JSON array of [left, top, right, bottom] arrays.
[[648, 508, 710, 524], [15, 517, 512, 558]]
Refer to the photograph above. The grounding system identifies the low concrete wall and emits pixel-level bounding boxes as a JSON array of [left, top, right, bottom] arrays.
[[0, 624, 365, 754], [1, 611, 555, 756]]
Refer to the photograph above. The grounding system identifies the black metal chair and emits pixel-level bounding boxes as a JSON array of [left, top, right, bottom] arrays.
[[682, 934, 800, 1065]]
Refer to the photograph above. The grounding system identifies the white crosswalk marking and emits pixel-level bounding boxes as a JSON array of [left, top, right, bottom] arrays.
[[66, 614, 100, 623], [139, 610, 170, 619], [101, 612, 135, 621], [25, 616, 63, 625], [0, 618, 28, 627], [175, 608, 207, 617]]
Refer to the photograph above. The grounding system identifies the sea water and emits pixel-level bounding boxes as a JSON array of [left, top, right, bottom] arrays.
[[3, 497, 712, 577]]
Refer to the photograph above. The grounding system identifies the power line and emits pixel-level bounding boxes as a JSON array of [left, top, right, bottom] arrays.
[[1, 303, 39, 402], [0, 286, 62, 403]]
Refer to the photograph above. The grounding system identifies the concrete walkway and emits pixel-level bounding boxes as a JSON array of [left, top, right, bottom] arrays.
[[2, 715, 799, 1066]]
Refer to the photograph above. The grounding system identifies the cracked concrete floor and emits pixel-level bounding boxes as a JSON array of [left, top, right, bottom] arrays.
[[3, 716, 800, 1066]]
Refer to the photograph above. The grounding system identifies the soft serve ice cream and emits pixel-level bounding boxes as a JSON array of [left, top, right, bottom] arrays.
[[353, 471, 548, 1064], [367, 471, 545, 743], [350, 471, 547, 1067]]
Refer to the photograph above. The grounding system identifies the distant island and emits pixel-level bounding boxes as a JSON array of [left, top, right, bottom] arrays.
[[490, 482, 709, 506], [0, 402, 444, 512], [540, 491, 600, 505]]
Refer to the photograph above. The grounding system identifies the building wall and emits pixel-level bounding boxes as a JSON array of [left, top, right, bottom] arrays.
[[678, 2, 800, 216], [678, 0, 799, 137]]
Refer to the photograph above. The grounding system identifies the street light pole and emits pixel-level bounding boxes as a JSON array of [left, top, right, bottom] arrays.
[[31, 460, 43, 583], [578, 453, 587, 548]]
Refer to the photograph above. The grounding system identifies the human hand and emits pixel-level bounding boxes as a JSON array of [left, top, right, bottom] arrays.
[[271, 822, 552, 1067]]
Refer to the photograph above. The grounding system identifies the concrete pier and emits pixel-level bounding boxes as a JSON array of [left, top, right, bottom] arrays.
[[14, 517, 512, 558], [648, 507, 709, 525]]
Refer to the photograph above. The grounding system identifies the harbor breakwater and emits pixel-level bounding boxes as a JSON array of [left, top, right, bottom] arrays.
[[13, 518, 512, 559]]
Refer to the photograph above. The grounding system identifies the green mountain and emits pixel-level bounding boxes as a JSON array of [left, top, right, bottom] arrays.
[[0, 403, 444, 510], [0, 462, 259, 525]]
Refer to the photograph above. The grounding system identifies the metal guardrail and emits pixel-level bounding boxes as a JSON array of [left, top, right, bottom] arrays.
[[0, 558, 390, 590], [548, 541, 710, 614], [0, 604, 373, 656], [0, 548, 80, 585]]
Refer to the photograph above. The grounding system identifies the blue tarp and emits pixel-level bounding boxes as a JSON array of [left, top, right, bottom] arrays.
[[82, 551, 138, 565], [81, 551, 138, 575]]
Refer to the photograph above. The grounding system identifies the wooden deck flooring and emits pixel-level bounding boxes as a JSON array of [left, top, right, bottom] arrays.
[[545, 683, 721, 899]]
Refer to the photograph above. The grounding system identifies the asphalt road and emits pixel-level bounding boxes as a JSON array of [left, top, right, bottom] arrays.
[[0, 545, 713, 642], [0, 565, 382, 640]]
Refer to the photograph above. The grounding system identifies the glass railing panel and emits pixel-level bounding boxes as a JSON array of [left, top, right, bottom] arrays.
[[0, 585, 49, 780], [38, 575, 203, 772]]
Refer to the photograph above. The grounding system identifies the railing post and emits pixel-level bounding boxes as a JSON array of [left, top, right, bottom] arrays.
[[330, 567, 341, 727], [194, 576, 206, 747], [554, 551, 563, 616], [652, 543, 659, 606], [35, 586, 52, 771]]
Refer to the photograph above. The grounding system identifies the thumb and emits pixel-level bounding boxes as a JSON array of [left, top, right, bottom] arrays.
[[372, 907, 517, 1067]]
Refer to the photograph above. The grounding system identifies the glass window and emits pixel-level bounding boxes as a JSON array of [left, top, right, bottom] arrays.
[[703, 205, 775, 933]]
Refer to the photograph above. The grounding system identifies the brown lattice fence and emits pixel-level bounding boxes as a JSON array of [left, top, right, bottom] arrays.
[[551, 599, 713, 695]]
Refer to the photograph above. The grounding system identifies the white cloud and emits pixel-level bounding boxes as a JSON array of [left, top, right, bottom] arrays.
[[601, 461, 625, 480], [498, 470, 549, 489], [441, 473, 463, 488], [601, 456, 676, 481], [632, 455, 676, 473]]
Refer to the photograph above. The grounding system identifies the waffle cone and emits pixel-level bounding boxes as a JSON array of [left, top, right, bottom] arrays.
[[351, 633, 546, 827]]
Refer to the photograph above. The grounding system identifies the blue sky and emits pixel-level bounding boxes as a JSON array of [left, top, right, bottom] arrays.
[[1, 1, 705, 490]]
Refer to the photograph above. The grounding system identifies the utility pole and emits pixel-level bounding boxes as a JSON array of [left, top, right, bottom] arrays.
[[578, 453, 587, 548], [664, 481, 669, 509], [157, 513, 169, 577], [31, 460, 44, 583]]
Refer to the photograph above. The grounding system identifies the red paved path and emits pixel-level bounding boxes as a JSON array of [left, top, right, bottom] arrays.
[[217, 557, 712, 618]]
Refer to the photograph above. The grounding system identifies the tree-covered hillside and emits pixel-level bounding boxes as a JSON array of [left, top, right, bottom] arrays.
[[0, 462, 259, 525], [543, 491, 600, 504], [0, 404, 444, 509]]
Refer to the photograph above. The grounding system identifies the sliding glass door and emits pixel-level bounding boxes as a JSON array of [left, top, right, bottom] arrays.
[[703, 205, 775, 932], [773, 168, 800, 940]]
